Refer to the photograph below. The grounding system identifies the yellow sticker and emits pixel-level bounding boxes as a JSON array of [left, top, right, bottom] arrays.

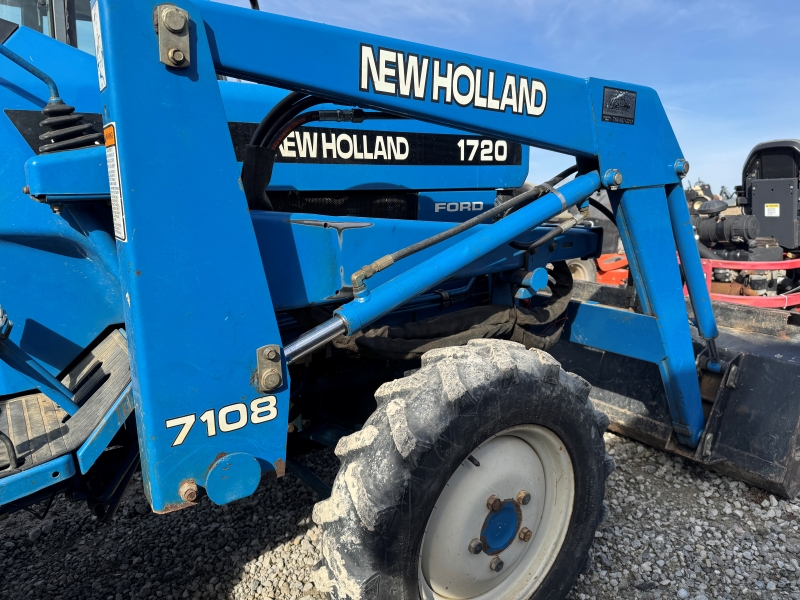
[[765, 203, 780, 218]]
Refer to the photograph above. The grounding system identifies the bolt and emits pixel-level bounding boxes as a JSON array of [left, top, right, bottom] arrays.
[[168, 48, 186, 65], [486, 495, 502, 512], [602, 169, 623, 188], [517, 490, 531, 505], [519, 527, 533, 542], [674, 158, 690, 178], [179, 481, 198, 502], [263, 348, 278, 361], [21, 186, 30, 195], [468, 538, 483, 555], [162, 7, 187, 33], [489, 557, 504, 572], [261, 368, 282, 390]]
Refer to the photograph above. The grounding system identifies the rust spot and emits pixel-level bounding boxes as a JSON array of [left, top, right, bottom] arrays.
[[135, 270, 141, 276], [178, 478, 199, 503], [275, 458, 286, 478], [155, 501, 194, 514]]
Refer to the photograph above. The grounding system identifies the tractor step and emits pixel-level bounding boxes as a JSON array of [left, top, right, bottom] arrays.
[[0, 330, 130, 477]]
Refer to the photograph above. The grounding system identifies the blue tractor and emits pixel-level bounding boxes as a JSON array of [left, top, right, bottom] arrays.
[[1, 1, 799, 598]]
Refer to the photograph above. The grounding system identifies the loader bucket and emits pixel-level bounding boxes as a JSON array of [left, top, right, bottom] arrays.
[[550, 281, 800, 498]]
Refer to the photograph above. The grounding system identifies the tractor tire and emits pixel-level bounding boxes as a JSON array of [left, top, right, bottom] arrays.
[[312, 339, 612, 600], [567, 258, 597, 283]]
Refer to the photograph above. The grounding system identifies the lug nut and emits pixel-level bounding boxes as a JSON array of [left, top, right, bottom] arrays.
[[179, 481, 198, 502], [519, 527, 533, 542], [486, 495, 502, 511], [168, 48, 186, 65], [261, 368, 281, 390], [163, 8, 187, 33], [489, 557, 504, 572], [517, 490, 531, 505], [468, 538, 483, 555]]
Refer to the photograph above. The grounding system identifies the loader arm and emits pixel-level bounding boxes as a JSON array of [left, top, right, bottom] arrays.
[[80, 0, 718, 512]]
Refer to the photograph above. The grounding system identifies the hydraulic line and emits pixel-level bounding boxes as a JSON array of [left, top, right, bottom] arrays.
[[266, 108, 404, 151], [510, 212, 586, 253], [249, 91, 309, 146], [588, 198, 616, 225], [350, 164, 578, 290], [260, 95, 327, 148]]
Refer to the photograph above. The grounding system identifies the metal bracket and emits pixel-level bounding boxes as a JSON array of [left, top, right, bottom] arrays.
[[155, 5, 191, 69], [256, 344, 283, 392]]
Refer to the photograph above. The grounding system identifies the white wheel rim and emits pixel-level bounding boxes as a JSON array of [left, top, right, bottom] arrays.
[[418, 425, 575, 600], [569, 261, 591, 281]]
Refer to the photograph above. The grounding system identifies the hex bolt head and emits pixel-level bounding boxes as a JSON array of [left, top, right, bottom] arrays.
[[519, 527, 533, 542], [602, 169, 623, 188], [263, 348, 278, 361], [468, 538, 483, 555], [179, 481, 198, 502], [517, 490, 531, 505], [486, 495, 502, 512], [168, 48, 186, 65], [489, 557, 504, 572], [163, 8, 187, 33], [261, 368, 282, 390]]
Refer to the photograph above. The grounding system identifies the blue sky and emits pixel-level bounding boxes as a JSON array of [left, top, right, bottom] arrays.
[[218, 0, 800, 192]]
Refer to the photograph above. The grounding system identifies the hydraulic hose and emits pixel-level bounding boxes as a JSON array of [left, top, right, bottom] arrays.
[[350, 164, 579, 290], [696, 240, 719, 260], [266, 108, 404, 151], [588, 198, 616, 225], [510, 212, 585, 253], [249, 91, 309, 147]]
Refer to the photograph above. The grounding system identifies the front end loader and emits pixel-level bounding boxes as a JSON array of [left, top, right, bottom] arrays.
[[1, 1, 799, 599]]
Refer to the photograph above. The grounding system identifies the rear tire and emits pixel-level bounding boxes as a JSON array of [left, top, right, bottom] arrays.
[[313, 339, 612, 600]]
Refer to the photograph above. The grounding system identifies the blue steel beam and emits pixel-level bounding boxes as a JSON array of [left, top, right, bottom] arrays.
[[611, 187, 706, 447], [0, 455, 75, 505], [196, 1, 682, 189], [94, 0, 288, 512]]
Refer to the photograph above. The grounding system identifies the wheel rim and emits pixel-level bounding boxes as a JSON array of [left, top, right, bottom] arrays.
[[568, 261, 592, 281], [418, 425, 575, 600]]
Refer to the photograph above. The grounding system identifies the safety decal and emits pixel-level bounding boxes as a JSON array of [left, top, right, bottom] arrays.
[[90, 0, 106, 91], [359, 44, 546, 117], [765, 203, 780, 217], [103, 123, 127, 241], [602, 87, 637, 125], [165, 397, 279, 447]]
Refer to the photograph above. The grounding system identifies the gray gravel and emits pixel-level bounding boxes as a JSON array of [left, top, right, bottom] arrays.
[[2, 432, 800, 599]]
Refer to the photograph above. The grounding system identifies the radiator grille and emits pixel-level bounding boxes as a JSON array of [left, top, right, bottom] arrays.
[[269, 191, 418, 220]]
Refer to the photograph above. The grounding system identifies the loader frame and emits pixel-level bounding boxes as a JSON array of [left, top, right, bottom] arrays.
[[3, 0, 724, 512]]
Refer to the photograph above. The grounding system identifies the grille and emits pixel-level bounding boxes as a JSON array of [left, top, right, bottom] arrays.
[[269, 190, 418, 220]]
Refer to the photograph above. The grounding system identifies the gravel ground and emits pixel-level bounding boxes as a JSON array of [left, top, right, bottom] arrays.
[[2, 432, 800, 600]]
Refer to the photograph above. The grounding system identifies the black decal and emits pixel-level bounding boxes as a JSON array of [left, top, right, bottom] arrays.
[[228, 123, 523, 166], [602, 87, 637, 125]]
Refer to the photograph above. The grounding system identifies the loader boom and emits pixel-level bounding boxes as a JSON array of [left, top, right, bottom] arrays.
[[81, 0, 721, 512]]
